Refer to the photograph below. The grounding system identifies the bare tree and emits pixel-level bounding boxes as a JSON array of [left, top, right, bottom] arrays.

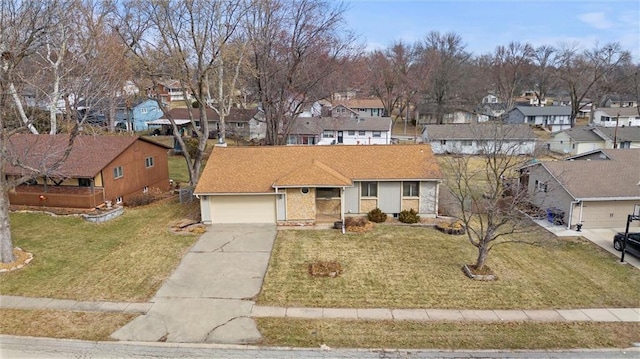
[[488, 42, 533, 113], [418, 32, 471, 124], [247, 0, 355, 145], [440, 124, 539, 272], [526, 45, 557, 107], [115, 0, 249, 185], [555, 42, 631, 126], [1, 0, 120, 263], [367, 41, 417, 124]]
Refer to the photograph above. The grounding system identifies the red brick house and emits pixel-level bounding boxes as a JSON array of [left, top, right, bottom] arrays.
[[6, 134, 171, 209]]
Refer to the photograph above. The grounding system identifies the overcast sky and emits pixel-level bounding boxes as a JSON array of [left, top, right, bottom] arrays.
[[343, 0, 640, 59]]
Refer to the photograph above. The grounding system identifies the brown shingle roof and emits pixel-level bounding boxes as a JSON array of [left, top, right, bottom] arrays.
[[194, 144, 443, 194], [541, 148, 640, 199], [5, 134, 169, 179]]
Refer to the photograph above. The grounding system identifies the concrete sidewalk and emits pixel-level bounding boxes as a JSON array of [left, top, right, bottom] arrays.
[[0, 295, 152, 314], [252, 306, 640, 322], [2, 294, 638, 323]]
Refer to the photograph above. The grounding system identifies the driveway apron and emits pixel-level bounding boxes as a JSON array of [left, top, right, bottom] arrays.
[[111, 224, 276, 344]]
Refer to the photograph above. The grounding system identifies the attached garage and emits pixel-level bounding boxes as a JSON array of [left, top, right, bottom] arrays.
[[579, 201, 640, 229], [207, 195, 276, 224]]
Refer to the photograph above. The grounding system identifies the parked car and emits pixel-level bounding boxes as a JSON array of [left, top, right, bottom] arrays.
[[613, 232, 640, 257]]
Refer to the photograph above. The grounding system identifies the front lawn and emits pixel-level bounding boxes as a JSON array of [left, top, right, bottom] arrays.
[[258, 225, 640, 309], [0, 200, 199, 302]]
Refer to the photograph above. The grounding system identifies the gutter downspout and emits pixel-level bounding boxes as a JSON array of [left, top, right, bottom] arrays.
[[568, 200, 580, 230]]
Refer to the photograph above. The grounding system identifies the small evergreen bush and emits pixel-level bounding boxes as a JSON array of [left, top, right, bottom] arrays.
[[398, 208, 420, 224], [367, 208, 387, 223]]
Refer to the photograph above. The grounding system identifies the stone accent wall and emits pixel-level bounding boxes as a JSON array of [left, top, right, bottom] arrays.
[[286, 187, 316, 220], [402, 199, 420, 212], [316, 198, 340, 215], [360, 198, 378, 214]]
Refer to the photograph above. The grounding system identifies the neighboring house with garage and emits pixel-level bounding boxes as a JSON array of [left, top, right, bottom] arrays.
[[194, 145, 443, 225], [6, 134, 170, 209], [422, 123, 537, 155], [287, 116, 393, 145], [548, 126, 640, 155], [520, 148, 640, 229]]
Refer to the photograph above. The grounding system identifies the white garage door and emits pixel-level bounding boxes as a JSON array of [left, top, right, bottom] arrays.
[[209, 195, 276, 224]]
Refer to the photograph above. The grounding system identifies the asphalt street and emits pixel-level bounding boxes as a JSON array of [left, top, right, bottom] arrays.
[[1, 336, 639, 359]]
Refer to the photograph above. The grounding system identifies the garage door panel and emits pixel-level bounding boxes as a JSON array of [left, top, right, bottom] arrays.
[[210, 195, 276, 223], [581, 201, 640, 229]]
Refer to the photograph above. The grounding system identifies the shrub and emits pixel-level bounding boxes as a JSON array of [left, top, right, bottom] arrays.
[[398, 208, 420, 224], [367, 208, 387, 223]]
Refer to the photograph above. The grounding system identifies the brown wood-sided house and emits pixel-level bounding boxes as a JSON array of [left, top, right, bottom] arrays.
[[6, 134, 171, 209]]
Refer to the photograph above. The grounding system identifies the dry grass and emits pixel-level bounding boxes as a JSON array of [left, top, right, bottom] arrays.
[[258, 225, 640, 309], [0, 200, 200, 302], [0, 309, 137, 341], [257, 318, 640, 349]]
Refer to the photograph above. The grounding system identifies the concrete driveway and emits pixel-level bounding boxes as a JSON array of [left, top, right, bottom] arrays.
[[111, 224, 276, 344], [535, 220, 640, 269]]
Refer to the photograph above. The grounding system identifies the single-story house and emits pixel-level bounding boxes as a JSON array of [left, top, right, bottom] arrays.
[[505, 106, 572, 132], [591, 107, 640, 127], [331, 98, 386, 117], [548, 126, 640, 155], [159, 107, 265, 140], [520, 148, 640, 229], [6, 134, 171, 208], [603, 94, 638, 108], [414, 104, 478, 125], [422, 123, 537, 155], [194, 145, 444, 225], [287, 116, 393, 145]]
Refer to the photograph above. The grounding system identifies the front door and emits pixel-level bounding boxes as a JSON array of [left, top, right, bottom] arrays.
[[337, 131, 343, 144]]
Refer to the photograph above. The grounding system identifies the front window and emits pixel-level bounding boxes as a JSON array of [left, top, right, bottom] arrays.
[[145, 156, 154, 168], [236, 122, 245, 128], [361, 181, 377, 197], [113, 166, 123, 179], [372, 131, 381, 138], [79, 178, 91, 187], [348, 130, 355, 136], [287, 135, 297, 145], [403, 181, 420, 197], [316, 188, 340, 198], [358, 130, 366, 136], [323, 130, 334, 138]]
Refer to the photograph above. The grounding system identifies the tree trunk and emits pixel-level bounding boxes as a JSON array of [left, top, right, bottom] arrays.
[[474, 244, 489, 271], [0, 179, 16, 263]]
